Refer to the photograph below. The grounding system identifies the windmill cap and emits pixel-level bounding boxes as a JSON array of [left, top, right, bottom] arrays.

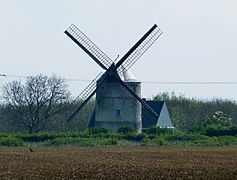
[[122, 66, 140, 82]]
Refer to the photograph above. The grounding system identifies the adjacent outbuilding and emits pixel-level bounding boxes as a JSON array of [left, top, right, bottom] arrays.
[[142, 100, 174, 129]]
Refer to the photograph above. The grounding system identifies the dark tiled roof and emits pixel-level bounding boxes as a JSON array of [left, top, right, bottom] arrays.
[[142, 100, 164, 128]]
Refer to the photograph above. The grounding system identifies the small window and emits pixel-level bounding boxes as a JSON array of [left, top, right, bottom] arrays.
[[116, 110, 121, 117]]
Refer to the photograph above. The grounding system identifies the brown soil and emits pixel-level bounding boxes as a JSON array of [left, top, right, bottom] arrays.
[[0, 146, 237, 179]]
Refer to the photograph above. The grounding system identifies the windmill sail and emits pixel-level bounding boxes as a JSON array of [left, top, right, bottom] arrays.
[[121, 26, 162, 72], [116, 24, 162, 76], [67, 72, 104, 122], [65, 24, 113, 70]]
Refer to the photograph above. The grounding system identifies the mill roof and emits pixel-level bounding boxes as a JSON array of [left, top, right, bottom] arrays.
[[142, 100, 164, 128]]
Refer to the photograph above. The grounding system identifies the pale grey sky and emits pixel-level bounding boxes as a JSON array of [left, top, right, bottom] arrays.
[[0, 0, 237, 100]]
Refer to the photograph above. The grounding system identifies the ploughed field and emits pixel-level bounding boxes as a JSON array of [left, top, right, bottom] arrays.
[[0, 147, 237, 179]]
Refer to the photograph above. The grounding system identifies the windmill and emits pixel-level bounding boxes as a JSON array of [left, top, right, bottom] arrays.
[[65, 24, 163, 132]]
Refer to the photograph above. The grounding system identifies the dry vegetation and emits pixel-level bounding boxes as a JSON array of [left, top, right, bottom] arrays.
[[0, 147, 237, 179]]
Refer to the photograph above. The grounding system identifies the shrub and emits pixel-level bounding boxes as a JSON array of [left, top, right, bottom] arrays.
[[16, 131, 93, 142], [217, 136, 237, 146], [135, 133, 148, 141], [151, 136, 165, 146], [143, 126, 173, 136], [0, 137, 24, 146], [192, 136, 236, 146], [61, 131, 91, 138], [87, 128, 112, 136], [44, 137, 85, 146], [101, 138, 118, 146], [117, 126, 136, 134], [120, 132, 137, 141], [16, 132, 59, 142], [118, 132, 147, 142], [166, 132, 208, 142], [141, 137, 149, 146], [44, 137, 119, 146], [0, 133, 8, 138], [204, 126, 237, 137], [229, 126, 237, 136], [141, 136, 165, 146]]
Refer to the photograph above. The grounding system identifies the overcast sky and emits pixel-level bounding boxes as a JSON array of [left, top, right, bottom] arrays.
[[0, 0, 237, 100]]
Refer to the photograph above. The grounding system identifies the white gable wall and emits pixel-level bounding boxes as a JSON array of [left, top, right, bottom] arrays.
[[156, 103, 174, 128]]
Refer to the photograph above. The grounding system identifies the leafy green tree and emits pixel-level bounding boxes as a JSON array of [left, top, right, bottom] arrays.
[[202, 111, 237, 136], [204, 111, 232, 127]]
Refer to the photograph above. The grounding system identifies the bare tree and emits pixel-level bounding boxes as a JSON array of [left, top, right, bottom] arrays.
[[2, 74, 71, 133]]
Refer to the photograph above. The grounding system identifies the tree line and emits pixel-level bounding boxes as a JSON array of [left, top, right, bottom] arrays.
[[0, 74, 237, 134], [154, 92, 237, 131]]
